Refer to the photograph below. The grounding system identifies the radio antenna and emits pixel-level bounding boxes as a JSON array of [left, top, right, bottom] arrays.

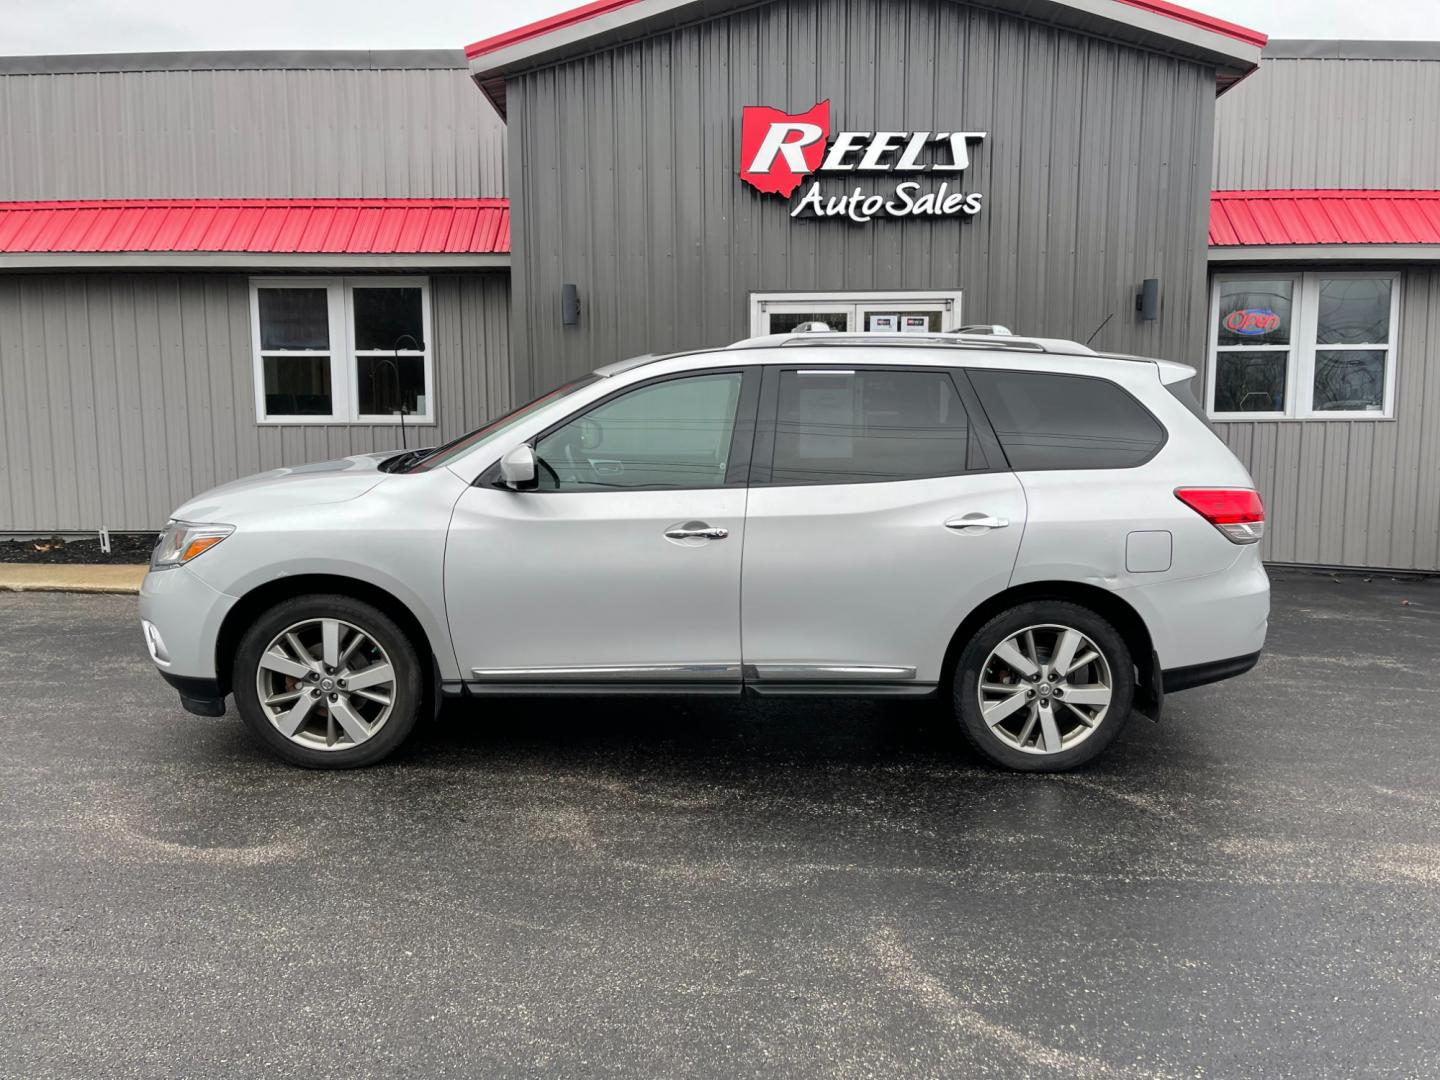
[[1085, 312, 1114, 347]]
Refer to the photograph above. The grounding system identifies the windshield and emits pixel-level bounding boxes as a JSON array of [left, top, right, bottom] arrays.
[[404, 375, 602, 473]]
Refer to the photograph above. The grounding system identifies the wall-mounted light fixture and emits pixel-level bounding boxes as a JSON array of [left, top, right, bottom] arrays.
[[1135, 278, 1160, 322], [561, 283, 581, 326]]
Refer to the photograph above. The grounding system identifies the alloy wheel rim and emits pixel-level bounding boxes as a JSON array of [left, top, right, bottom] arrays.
[[255, 618, 396, 751], [977, 623, 1113, 755]]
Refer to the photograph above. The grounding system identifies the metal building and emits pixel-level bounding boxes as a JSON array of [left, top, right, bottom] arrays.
[[1209, 40, 1440, 572], [0, 51, 513, 533], [0, 4, 1436, 572]]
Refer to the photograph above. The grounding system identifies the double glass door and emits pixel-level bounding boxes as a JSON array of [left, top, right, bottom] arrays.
[[751, 292, 962, 336]]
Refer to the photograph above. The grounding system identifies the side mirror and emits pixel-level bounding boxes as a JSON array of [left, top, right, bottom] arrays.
[[499, 444, 537, 490]]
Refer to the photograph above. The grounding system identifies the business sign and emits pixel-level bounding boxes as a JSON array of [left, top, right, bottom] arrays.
[[1224, 308, 1282, 336], [739, 99, 986, 223]]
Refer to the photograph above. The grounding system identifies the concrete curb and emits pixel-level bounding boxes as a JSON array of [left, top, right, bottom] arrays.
[[0, 563, 146, 594]]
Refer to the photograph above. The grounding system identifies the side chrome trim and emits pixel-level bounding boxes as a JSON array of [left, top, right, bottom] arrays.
[[748, 683, 937, 699], [470, 663, 741, 682], [747, 664, 918, 682], [465, 682, 743, 698]]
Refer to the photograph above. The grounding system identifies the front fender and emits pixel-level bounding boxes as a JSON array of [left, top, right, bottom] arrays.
[[183, 469, 471, 680]]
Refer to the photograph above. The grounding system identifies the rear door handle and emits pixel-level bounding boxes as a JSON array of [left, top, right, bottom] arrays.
[[665, 521, 729, 540], [945, 513, 1010, 532]]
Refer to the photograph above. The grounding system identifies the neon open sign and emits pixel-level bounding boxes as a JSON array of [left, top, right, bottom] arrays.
[[1224, 308, 1282, 336]]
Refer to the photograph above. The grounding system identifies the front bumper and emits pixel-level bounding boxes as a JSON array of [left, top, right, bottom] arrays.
[[158, 671, 228, 717], [138, 566, 237, 712]]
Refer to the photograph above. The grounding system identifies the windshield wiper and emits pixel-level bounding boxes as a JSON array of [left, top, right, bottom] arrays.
[[380, 447, 436, 473]]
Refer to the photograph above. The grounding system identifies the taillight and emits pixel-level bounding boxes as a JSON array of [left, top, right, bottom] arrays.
[[1175, 488, 1265, 544]]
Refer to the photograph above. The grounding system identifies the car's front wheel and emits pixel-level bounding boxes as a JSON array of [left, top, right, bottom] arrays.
[[954, 600, 1134, 772], [232, 594, 423, 768]]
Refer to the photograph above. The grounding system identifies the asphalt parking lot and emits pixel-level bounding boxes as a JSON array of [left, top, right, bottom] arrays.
[[2, 571, 1438, 1078]]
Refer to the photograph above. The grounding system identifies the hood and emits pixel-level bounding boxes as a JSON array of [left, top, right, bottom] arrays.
[[169, 452, 395, 523]]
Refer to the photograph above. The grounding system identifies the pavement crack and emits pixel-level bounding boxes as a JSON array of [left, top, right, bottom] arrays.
[[864, 923, 1175, 1080]]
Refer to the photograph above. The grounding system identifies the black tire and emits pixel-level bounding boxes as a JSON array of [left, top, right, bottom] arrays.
[[232, 594, 424, 768], [953, 600, 1134, 772]]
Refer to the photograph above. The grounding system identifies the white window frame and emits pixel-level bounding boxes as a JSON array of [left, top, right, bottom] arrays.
[[749, 290, 963, 336], [250, 275, 434, 425], [1207, 271, 1401, 421]]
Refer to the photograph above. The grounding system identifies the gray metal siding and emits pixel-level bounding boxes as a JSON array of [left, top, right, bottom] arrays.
[[1209, 44, 1440, 571], [1213, 268, 1440, 573], [0, 64, 507, 199], [506, 0, 1219, 399], [1214, 52, 1440, 189], [0, 271, 511, 533]]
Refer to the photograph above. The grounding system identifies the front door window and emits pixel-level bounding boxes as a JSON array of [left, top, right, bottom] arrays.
[[534, 372, 744, 490]]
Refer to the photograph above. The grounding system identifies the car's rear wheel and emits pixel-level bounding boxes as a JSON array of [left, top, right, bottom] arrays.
[[233, 594, 423, 768], [954, 601, 1134, 772]]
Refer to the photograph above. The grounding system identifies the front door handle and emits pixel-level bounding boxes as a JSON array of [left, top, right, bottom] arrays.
[[945, 513, 1010, 532], [665, 521, 729, 541]]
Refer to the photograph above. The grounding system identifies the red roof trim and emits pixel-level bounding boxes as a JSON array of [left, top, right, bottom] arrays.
[[1112, 0, 1266, 48], [0, 198, 511, 255], [465, 0, 1264, 61], [1210, 190, 1440, 247]]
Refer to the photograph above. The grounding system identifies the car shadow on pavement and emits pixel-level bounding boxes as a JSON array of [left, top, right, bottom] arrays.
[[410, 692, 974, 771]]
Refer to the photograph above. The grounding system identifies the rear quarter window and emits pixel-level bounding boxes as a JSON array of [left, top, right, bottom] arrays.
[[968, 370, 1166, 471]]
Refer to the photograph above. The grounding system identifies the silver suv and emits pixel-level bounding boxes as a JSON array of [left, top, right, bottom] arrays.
[[139, 329, 1269, 772]]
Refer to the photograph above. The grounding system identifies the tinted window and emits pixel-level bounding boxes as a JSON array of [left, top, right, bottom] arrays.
[[352, 286, 424, 351], [535, 373, 743, 490], [969, 370, 1165, 470], [257, 287, 329, 350], [771, 369, 970, 485]]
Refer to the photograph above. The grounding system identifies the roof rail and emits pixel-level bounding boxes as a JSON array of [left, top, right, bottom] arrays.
[[727, 330, 1093, 354], [952, 323, 1014, 336], [775, 332, 1048, 353]]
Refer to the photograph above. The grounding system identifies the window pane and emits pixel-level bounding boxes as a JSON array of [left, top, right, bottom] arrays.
[[1312, 350, 1386, 412], [1317, 278, 1391, 345], [1217, 279, 1293, 346], [772, 369, 969, 485], [262, 354, 332, 416], [863, 310, 942, 333], [356, 355, 426, 417], [969, 370, 1165, 470], [1214, 352, 1288, 413], [767, 311, 850, 334], [535, 373, 742, 490], [353, 287, 424, 351], [258, 288, 329, 350]]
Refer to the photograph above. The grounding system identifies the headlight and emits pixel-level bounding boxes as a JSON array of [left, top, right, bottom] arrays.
[[151, 520, 234, 570]]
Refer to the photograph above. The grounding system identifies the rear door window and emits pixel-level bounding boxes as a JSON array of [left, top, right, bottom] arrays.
[[967, 370, 1166, 470], [769, 368, 972, 485]]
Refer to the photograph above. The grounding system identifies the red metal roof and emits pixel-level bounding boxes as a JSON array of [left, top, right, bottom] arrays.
[[465, 0, 1264, 60], [1210, 190, 1440, 247], [0, 198, 511, 255]]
